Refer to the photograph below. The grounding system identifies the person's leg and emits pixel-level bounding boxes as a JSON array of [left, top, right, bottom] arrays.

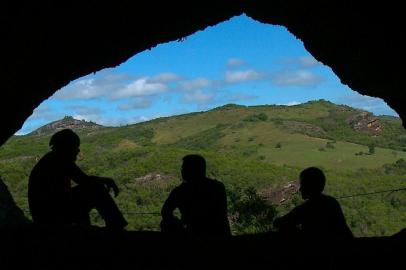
[[160, 217, 184, 234], [72, 183, 127, 229], [71, 186, 92, 225]]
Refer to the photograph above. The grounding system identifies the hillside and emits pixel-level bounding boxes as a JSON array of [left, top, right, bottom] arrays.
[[1, 100, 406, 236]]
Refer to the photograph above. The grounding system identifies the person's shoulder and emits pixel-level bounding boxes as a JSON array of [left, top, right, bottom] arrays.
[[206, 178, 226, 189], [31, 152, 53, 169], [38, 151, 53, 161], [172, 182, 187, 193], [207, 178, 223, 184], [321, 194, 342, 207], [321, 194, 339, 202]]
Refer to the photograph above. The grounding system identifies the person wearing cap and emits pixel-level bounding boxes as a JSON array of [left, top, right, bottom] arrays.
[[28, 129, 127, 229], [273, 167, 353, 240]]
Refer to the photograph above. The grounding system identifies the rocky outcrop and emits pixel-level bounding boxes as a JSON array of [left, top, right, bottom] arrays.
[[1, 1, 406, 145], [261, 181, 299, 204], [346, 112, 381, 136], [132, 173, 174, 188], [29, 116, 102, 136]]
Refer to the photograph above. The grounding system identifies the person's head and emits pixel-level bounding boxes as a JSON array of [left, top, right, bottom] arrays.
[[299, 167, 326, 199], [181, 154, 206, 183], [49, 129, 80, 161]]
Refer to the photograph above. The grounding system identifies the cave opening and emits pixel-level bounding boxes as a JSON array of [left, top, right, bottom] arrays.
[[1, 15, 405, 237]]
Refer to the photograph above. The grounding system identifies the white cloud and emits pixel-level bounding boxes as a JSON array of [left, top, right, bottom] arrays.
[[150, 72, 181, 83], [298, 56, 320, 68], [112, 77, 168, 99], [72, 114, 95, 122], [66, 105, 102, 116], [225, 70, 264, 83], [30, 105, 53, 120], [54, 70, 175, 100], [97, 115, 151, 127], [272, 70, 323, 87], [183, 90, 215, 104], [279, 56, 320, 68], [54, 69, 135, 100], [227, 58, 245, 67], [179, 78, 212, 91], [118, 97, 153, 110], [278, 101, 301, 106], [227, 93, 258, 102], [338, 93, 398, 116], [55, 78, 102, 99]]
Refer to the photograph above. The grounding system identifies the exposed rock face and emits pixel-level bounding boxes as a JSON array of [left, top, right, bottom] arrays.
[[346, 112, 382, 136], [133, 173, 174, 188], [1, 1, 406, 146], [261, 181, 299, 204]]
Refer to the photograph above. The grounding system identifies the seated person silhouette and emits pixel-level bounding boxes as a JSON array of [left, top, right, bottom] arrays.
[[273, 167, 353, 240], [161, 154, 231, 237], [28, 129, 128, 229]]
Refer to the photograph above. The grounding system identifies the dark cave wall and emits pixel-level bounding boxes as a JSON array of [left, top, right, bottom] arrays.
[[245, 1, 406, 121], [1, 1, 405, 145], [1, 1, 242, 144]]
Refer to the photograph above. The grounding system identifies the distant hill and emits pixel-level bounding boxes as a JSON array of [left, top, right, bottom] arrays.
[[8, 99, 406, 170], [29, 116, 103, 136]]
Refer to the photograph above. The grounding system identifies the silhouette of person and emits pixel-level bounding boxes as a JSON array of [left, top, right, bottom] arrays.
[[161, 154, 231, 237], [273, 167, 353, 240], [28, 129, 128, 229]]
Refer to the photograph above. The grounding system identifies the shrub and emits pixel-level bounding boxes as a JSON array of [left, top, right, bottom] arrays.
[[368, 144, 375, 155], [326, 141, 335, 149], [227, 187, 277, 234], [243, 113, 268, 122]]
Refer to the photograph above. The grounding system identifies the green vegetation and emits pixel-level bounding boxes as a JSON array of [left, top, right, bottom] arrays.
[[243, 113, 268, 122], [228, 186, 277, 234], [1, 100, 406, 236]]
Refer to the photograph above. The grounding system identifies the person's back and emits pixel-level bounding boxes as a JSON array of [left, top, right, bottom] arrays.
[[288, 193, 353, 239], [171, 178, 228, 236], [161, 155, 231, 237], [29, 150, 76, 224], [273, 167, 353, 240]]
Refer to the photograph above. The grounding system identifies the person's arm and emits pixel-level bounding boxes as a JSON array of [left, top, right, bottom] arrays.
[[161, 188, 179, 222], [70, 163, 120, 197], [330, 197, 354, 238], [273, 203, 305, 230], [219, 183, 232, 236]]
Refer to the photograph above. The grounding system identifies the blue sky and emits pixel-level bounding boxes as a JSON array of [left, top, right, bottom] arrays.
[[18, 15, 397, 134]]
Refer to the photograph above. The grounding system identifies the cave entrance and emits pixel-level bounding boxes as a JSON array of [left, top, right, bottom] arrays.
[[1, 15, 405, 237]]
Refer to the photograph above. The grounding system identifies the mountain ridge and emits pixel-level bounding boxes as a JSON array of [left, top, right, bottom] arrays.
[[23, 100, 406, 153]]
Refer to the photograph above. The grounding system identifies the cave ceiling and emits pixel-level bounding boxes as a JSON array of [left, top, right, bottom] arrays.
[[1, 1, 405, 145]]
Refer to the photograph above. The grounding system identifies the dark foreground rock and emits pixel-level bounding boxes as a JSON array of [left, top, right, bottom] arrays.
[[0, 224, 404, 270]]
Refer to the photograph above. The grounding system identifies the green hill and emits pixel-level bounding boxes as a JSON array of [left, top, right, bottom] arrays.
[[1, 100, 406, 236]]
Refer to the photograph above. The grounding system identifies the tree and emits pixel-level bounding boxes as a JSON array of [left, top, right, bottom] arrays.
[[227, 187, 278, 234]]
